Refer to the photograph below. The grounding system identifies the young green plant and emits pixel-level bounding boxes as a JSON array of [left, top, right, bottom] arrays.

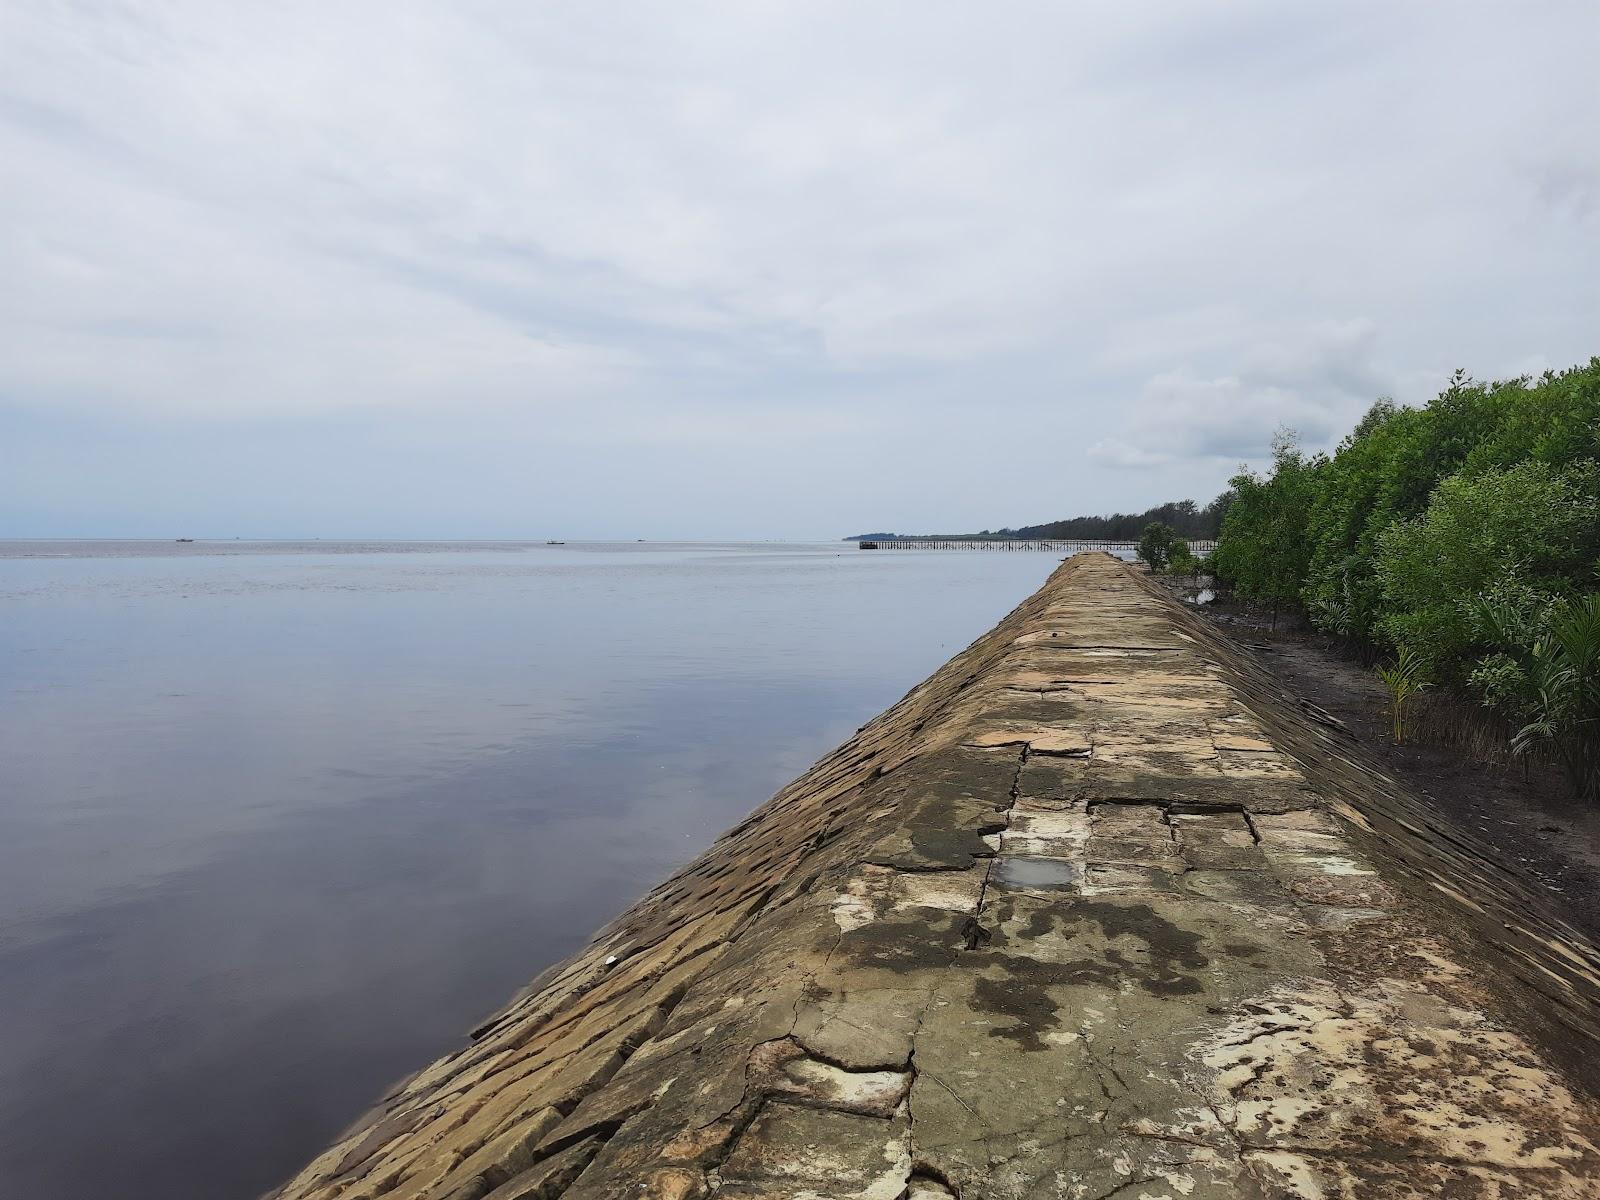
[[1376, 645, 1432, 745], [1511, 595, 1600, 801]]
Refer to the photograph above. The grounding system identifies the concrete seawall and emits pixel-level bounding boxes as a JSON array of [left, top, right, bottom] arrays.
[[271, 554, 1600, 1200]]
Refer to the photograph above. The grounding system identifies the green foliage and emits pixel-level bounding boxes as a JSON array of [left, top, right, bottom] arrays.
[[1300, 398, 1434, 640], [1203, 356, 1600, 798], [1166, 546, 1204, 577], [1465, 579, 1568, 721], [1137, 522, 1183, 572], [1510, 595, 1600, 801], [1299, 363, 1600, 643], [950, 493, 1235, 542], [861, 488, 1238, 544], [1468, 651, 1530, 719], [1376, 646, 1432, 745], [1464, 363, 1600, 474], [1025, 494, 1233, 541], [1213, 430, 1323, 612], [1305, 554, 1363, 637], [1373, 462, 1598, 676]]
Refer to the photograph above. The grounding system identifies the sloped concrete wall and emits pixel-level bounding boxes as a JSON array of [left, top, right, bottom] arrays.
[[270, 554, 1600, 1200]]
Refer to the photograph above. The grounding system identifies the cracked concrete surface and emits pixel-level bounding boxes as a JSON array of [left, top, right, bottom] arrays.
[[267, 555, 1600, 1200]]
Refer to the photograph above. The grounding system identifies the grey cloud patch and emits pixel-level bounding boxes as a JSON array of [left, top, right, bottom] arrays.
[[1532, 162, 1600, 223], [1089, 321, 1391, 469], [0, 1, 1596, 536]]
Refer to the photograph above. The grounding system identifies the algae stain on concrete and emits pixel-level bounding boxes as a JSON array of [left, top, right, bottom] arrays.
[[267, 555, 1600, 1200]]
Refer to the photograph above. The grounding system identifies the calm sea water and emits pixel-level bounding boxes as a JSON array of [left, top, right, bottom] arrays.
[[0, 540, 1073, 1200]]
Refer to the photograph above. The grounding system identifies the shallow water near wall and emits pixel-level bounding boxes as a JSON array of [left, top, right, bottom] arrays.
[[0, 540, 1085, 1200]]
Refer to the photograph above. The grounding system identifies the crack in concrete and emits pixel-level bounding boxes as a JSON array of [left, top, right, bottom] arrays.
[[271, 555, 1600, 1200], [964, 746, 1028, 949], [1081, 1178, 1168, 1200]]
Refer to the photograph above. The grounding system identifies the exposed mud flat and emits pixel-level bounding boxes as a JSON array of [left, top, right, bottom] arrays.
[[269, 555, 1600, 1200]]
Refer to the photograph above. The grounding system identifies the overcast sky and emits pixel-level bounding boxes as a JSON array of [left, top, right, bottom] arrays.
[[4, 2, 1596, 538]]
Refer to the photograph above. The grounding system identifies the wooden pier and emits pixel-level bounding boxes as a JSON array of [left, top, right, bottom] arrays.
[[858, 537, 1217, 552]]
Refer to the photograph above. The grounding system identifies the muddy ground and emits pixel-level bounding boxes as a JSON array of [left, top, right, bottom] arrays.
[[1171, 587, 1600, 944]]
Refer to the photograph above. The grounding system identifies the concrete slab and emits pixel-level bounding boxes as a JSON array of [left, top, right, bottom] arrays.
[[268, 555, 1600, 1200]]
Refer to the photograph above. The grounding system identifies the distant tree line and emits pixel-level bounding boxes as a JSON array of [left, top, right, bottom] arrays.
[[846, 495, 1233, 543], [1000, 496, 1233, 541], [1212, 358, 1600, 800]]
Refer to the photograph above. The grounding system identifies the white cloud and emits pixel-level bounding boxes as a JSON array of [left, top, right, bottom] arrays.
[[1085, 440, 1176, 470], [1088, 320, 1397, 467], [1, 1, 1597, 534]]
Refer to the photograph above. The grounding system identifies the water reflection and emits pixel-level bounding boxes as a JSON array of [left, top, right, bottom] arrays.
[[0, 542, 1061, 1199]]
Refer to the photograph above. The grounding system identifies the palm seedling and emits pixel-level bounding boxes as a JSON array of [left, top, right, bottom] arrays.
[[1376, 645, 1431, 745], [1511, 595, 1600, 801]]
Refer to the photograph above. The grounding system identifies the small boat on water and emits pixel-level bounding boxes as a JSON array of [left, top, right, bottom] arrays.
[[175, 538, 194, 543], [545, 540, 565, 545]]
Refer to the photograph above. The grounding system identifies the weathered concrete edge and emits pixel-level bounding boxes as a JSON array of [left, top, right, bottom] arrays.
[[265, 554, 1074, 1196], [461, 564, 1066, 1042], [1124, 565, 1600, 1078], [267, 555, 1600, 1200]]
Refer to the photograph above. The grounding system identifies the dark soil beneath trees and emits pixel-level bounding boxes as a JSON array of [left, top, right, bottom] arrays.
[[1172, 588, 1600, 944]]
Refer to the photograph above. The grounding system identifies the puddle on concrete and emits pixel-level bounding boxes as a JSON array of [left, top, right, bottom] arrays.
[[994, 857, 1082, 889]]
